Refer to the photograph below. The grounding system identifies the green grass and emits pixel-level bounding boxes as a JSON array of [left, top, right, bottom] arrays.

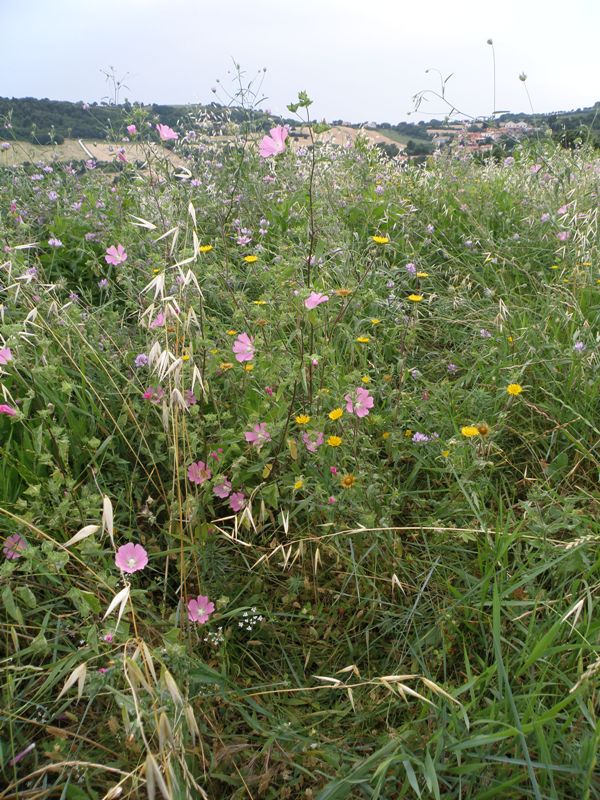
[[0, 102, 598, 799], [376, 128, 418, 146]]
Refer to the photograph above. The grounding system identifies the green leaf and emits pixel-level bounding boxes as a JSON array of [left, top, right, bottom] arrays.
[[16, 586, 37, 609], [2, 586, 24, 624]]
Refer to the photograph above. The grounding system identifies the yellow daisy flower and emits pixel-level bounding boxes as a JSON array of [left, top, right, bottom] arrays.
[[507, 383, 523, 396], [372, 235, 390, 244], [461, 426, 480, 437], [328, 408, 343, 421], [219, 362, 234, 371], [295, 414, 310, 425], [407, 294, 423, 302], [327, 436, 342, 447], [243, 255, 258, 263], [356, 336, 370, 343], [340, 474, 356, 489], [293, 479, 304, 490], [199, 245, 213, 253], [244, 363, 254, 372]]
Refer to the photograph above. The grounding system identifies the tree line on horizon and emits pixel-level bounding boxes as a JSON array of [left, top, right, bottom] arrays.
[[1, 96, 598, 149]]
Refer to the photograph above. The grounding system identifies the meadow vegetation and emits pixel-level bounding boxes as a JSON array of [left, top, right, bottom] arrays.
[[0, 93, 599, 799]]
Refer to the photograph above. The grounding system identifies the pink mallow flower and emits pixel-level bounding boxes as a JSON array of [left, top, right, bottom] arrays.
[[115, 543, 148, 574], [213, 478, 232, 499], [157, 123, 178, 141], [142, 386, 164, 404], [0, 404, 17, 417], [3, 533, 28, 559], [245, 422, 271, 449], [126, 124, 137, 136], [0, 347, 13, 365], [187, 460, 212, 485], [259, 125, 288, 158], [149, 311, 165, 329], [229, 492, 246, 512], [345, 386, 374, 418], [302, 431, 324, 453], [232, 332, 255, 362], [304, 291, 329, 310], [104, 244, 128, 266], [187, 595, 215, 624]]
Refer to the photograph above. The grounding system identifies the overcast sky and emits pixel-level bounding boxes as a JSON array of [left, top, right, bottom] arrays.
[[2, 0, 599, 123]]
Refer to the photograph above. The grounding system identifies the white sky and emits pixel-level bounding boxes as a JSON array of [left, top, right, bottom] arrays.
[[1, 0, 599, 123]]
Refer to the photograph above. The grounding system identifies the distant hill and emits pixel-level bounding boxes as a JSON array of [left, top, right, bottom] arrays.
[[495, 104, 600, 148], [1, 96, 599, 150], [0, 96, 278, 145]]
